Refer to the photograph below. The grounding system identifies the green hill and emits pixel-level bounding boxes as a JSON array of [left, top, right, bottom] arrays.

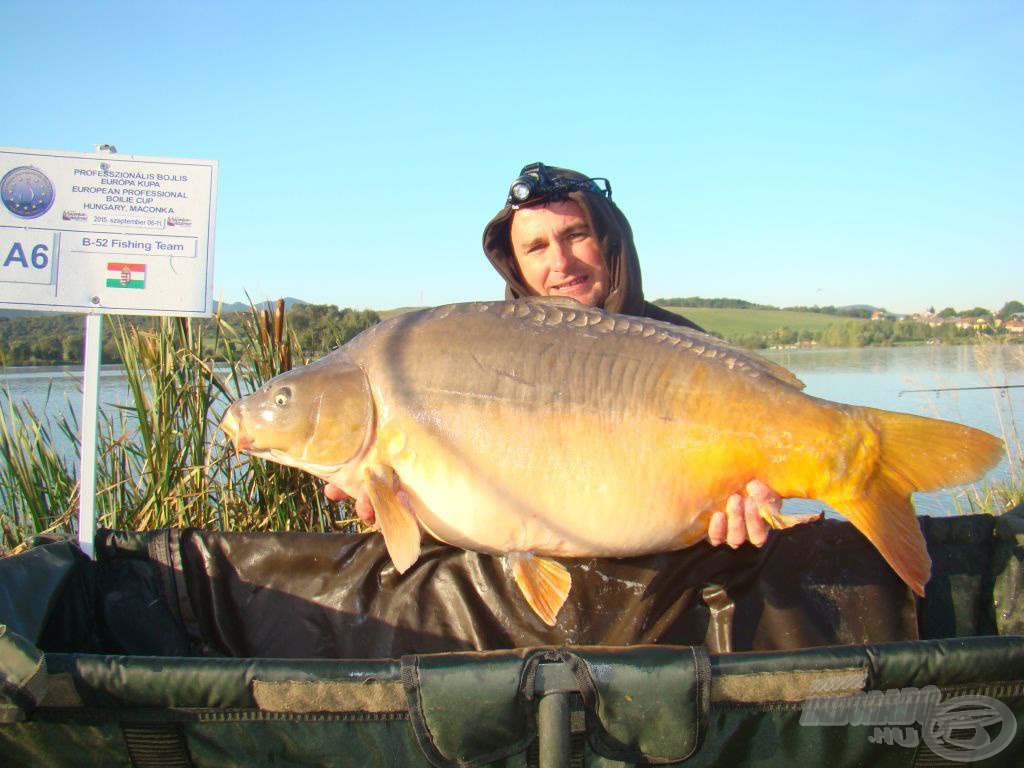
[[378, 306, 424, 321], [661, 306, 841, 337]]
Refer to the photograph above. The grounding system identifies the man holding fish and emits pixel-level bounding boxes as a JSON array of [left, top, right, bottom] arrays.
[[225, 161, 1000, 625], [326, 162, 782, 550]]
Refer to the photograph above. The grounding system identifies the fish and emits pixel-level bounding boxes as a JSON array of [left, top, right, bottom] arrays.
[[219, 299, 1004, 626]]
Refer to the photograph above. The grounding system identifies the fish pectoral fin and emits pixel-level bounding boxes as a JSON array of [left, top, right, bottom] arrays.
[[507, 553, 571, 627], [363, 464, 421, 573]]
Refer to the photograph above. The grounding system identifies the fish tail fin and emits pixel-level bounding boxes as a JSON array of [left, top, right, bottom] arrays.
[[861, 407, 1005, 493], [830, 408, 1004, 596], [832, 479, 931, 596]]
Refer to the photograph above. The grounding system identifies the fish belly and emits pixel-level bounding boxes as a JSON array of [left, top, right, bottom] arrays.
[[374, 382, 843, 559], [378, 420, 703, 557]]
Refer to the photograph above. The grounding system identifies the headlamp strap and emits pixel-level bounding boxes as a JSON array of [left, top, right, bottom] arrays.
[[507, 162, 612, 208]]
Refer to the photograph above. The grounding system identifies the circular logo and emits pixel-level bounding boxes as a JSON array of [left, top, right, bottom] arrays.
[[923, 694, 1016, 762], [1, 166, 56, 219]]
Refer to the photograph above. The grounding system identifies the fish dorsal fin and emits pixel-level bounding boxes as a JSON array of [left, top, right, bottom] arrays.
[[732, 345, 806, 390], [363, 464, 422, 573], [525, 296, 584, 310], [507, 552, 571, 627], [518, 299, 806, 390], [685, 330, 806, 390]]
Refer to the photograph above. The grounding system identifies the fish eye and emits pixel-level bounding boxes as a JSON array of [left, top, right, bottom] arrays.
[[274, 387, 291, 406]]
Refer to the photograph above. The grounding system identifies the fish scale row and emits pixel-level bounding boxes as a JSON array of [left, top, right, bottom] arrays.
[[487, 300, 767, 384]]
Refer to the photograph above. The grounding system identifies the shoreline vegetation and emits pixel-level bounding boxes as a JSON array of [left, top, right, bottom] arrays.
[[0, 302, 381, 367], [1, 302, 364, 554], [0, 298, 1022, 367], [1, 299, 1022, 554], [654, 297, 1024, 350]]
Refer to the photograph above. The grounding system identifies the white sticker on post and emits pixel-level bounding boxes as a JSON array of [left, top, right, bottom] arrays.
[[0, 229, 57, 285]]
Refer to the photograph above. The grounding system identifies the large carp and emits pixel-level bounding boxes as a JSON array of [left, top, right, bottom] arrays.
[[220, 299, 1003, 625]]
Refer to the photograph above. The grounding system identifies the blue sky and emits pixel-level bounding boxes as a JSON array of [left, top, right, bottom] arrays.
[[5, 1, 1021, 314]]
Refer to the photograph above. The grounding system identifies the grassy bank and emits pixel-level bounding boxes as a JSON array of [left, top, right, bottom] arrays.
[[657, 306, 1017, 349], [663, 307, 840, 338], [0, 303, 355, 554]]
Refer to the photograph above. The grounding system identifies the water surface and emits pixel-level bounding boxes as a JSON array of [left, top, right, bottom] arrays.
[[763, 344, 1023, 515], [2, 344, 1022, 516]]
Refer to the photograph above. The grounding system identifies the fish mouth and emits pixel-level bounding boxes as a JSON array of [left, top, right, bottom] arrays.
[[219, 408, 242, 442], [219, 408, 255, 454]]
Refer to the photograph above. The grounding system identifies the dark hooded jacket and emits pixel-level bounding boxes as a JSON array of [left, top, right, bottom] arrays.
[[482, 165, 703, 331]]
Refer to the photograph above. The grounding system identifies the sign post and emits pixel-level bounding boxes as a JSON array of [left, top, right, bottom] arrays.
[[78, 313, 103, 558], [0, 145, 218, 555]]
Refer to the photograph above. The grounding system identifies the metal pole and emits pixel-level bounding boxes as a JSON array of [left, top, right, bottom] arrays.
[[534, 662, 576, 768], [537, 692, 571, 768], [78, 312, 103, 558], [78, 142, 116, 559]]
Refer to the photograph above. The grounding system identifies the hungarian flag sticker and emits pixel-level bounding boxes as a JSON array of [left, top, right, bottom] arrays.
[[106, 262, 146, 289]]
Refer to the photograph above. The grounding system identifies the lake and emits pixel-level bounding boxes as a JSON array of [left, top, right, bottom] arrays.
[[762, 344, 1023, 515], [1, 344, 1022, 516]]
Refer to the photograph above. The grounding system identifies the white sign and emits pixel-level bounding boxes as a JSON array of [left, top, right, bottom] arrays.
[[0, 146, 217, 316]]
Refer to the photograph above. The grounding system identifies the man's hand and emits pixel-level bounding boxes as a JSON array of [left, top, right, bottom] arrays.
[[325, 483, 377, 526], [707, 480, 780, 548]]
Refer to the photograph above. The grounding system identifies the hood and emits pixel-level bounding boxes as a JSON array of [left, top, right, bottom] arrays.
[[482, 165, 646, 316]]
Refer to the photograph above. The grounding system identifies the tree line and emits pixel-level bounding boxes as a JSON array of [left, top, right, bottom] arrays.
[[0, 303, 381, 366], [729, 318, 974, 350], [656, 298, 1024, 321], [654, 297, 773, 310], [3, 297, 1021, 365]]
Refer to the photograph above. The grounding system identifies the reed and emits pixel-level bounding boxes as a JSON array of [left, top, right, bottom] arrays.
[[0, 301, 357, 554], [0, 391, 78, 551], [950, 344, 1024, 515]]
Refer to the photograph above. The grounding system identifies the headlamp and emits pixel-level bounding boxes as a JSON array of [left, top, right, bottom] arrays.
[[509, 178, 536, 204], [505, 162, 612, 209]]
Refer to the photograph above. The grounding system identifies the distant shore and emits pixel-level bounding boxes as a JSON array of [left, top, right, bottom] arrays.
[[657, 306, 1022, 351], [0, 302, 1020, 367]]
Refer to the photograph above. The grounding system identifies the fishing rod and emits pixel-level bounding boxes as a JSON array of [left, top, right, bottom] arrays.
[[898, 384, 1024, 396]]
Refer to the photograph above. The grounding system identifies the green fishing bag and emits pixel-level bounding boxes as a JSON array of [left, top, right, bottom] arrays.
[[1, 507, 1022, 766]]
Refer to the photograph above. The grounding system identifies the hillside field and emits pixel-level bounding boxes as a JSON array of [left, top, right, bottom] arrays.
[[378, 306, 423, 321], [661, 306, 841, 337]]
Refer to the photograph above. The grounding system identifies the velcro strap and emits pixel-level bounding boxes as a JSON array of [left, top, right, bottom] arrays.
[[121, 722, 193, 768]]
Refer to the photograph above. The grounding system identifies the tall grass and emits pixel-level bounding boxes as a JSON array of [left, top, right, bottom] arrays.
[[0, 393, 79, 549], [950, 343, 1024, 515], [0, 301, 356, 554]]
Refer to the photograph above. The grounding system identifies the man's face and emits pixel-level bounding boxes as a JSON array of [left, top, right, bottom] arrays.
[[509, 199, 610, 307]]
